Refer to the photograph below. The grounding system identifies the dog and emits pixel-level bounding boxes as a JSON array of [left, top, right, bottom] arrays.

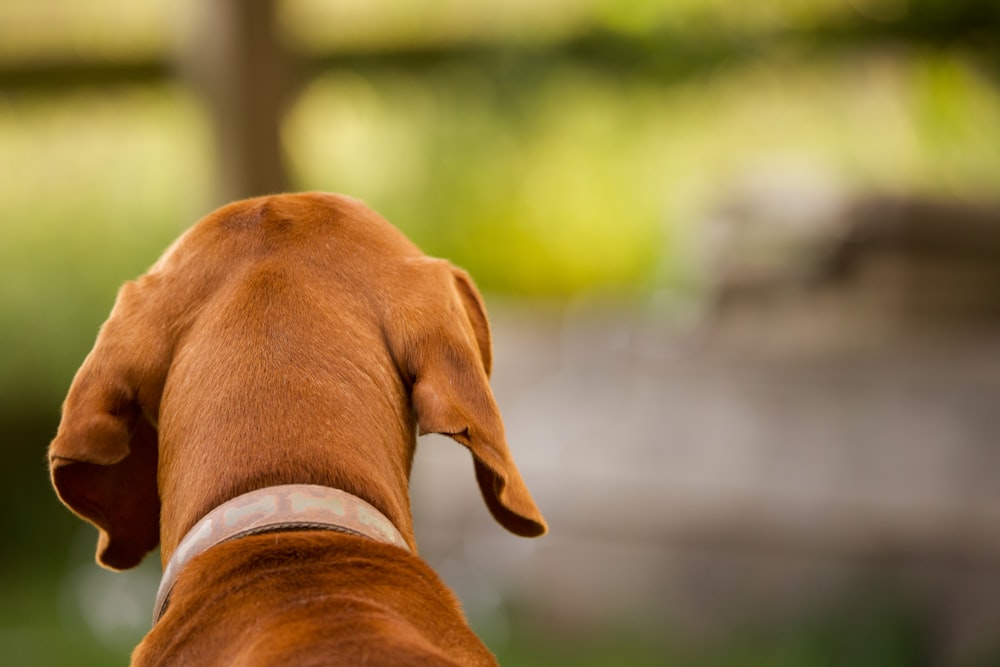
[[48, 192, 547, 666]]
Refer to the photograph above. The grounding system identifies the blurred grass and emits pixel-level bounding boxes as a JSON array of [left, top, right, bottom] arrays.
[[1, 571, 128, 667], [491, 600, 927, 667], [0, 570, 947, 667]]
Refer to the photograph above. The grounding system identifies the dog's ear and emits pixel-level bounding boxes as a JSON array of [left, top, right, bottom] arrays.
[[49, 279, 167, 570], [410, 264, 547, 538]]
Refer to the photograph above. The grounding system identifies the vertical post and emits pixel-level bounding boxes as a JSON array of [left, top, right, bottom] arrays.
[[180, 0, 294, 204]]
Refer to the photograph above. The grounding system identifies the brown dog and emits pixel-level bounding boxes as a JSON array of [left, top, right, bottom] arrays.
[[48, 193, 547, 666]]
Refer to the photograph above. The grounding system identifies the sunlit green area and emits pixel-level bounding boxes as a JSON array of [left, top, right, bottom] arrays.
[[0, 86, 211, 405], [5, 48, 999, 395], [3, 0, 1000, 664]]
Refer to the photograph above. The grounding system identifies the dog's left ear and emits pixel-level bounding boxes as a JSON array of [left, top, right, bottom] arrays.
[[409, 263, 547, 538], [49, 279, 166, 570]]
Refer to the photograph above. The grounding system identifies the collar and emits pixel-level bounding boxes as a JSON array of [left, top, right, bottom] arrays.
[[153, 484, 410, 623]]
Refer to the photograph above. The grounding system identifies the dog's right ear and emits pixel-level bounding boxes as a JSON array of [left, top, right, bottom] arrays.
[[406, 262, 547, 538], [49, 278, 169, 570]]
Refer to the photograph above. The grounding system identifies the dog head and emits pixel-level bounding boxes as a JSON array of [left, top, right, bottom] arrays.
[[49, 193, 546, 569]]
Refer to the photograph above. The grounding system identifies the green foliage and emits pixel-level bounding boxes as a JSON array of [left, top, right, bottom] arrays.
[[285, 50, 1000, 298], [2, 38, 999, 431], [285, 67, 669, 295], [0, 84, 211, 405]]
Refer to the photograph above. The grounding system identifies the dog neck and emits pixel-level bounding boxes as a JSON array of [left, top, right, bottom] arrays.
[[153, 484, 410, 623]]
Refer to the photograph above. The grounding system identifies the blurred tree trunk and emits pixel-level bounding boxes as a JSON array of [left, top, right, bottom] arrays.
[[182, 0, 293, 204]]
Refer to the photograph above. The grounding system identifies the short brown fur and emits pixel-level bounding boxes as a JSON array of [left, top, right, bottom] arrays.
[[49, 193, 546, 666]]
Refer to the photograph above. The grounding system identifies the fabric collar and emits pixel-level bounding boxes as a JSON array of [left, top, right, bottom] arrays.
[[153, 484, 410, 622]]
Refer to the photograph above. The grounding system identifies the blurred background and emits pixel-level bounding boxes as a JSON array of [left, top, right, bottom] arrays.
[[2, 0, 1000, 664]]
